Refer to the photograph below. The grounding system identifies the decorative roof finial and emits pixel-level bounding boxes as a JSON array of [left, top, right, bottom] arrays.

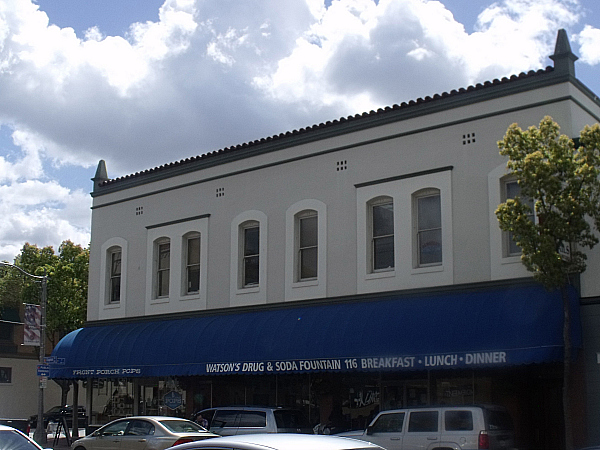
[[550, 29, 578, 76], [92, 160, 108, 192]]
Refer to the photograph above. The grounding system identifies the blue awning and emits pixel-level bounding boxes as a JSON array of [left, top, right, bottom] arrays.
[[50, 283, 581, 379]]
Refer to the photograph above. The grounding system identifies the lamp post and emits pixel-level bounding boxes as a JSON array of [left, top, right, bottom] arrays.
[[0, 262, 47, 445]]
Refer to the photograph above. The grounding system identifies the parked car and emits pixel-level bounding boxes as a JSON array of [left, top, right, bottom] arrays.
[[29, 405, 88, 429], [337, 405, 515, 450], [0, 424, 51, 450], [170, 433, 385, 450], [0, 418, 30, 434], [70, 416, 218, 450], [191, 406, 313, 436]]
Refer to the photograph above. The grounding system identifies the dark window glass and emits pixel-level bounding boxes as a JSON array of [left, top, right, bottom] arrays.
[[505, 181, 535, 256], [238, 411, 267, 427], [445, 411, 473, 431], [157, 242, 170, 297], [187, 236, 200, 293], [417, 194, 442, 266], [243, 226, 260, 286], [371, 413, 405, 433], [372, 201, 394, 270], [0, 367, 12, 383], [101, 420, 130, 436], [299, 215, 318, 279], [273, 410, 310, 428], [212, 410, 239, 428], [110, 250, 121, 303], [408, 411, 438, 432], [126, 420, 155, 435]]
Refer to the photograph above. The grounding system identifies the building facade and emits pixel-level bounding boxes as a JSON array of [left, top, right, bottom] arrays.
[[51, 30, 600, 449]]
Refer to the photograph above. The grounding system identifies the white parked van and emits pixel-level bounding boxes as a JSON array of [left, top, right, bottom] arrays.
[[338, 405, 515, 450]]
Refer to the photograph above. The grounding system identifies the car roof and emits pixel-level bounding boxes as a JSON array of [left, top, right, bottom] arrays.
[[199, 406, 300, 412], [172, 433, 383, 450]]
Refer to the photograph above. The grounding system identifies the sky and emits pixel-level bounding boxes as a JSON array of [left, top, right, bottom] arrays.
[[0, 0, 600, 261]]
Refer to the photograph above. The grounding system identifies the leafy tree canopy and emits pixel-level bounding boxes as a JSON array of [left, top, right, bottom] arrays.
[[0, 240, 89, 346], [496, 116, 600, 290]]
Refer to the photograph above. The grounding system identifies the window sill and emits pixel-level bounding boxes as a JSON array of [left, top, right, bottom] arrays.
[[411, 264, 444, 275], [103, 302, 121, 310], [292, 279, 319, 288], [150, 297, 170, 305], [365, 269, 395, 280], [236, 286, 260, 295], [181, 293, 201, 301], [501, 255, 522, 265]]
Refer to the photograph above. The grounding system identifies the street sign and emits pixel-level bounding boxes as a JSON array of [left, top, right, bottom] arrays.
[[39, 376, 47, 388], [37, 364, 50, 377]]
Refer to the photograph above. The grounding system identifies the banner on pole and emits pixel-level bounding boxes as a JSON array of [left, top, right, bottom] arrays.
[[23, 304, 41, 346]]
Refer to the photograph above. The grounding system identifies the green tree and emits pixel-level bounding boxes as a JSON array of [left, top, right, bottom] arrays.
[[9, 241, 89, 346], [496, 116, 600, 450]]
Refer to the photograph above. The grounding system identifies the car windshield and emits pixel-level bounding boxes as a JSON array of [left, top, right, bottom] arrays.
[[0, 430, 41, 450], [159, 420, 203, 433], [46, 407, 63, 414]]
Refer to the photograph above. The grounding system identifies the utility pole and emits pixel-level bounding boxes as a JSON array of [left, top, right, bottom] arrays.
[[0, 263, 48, 445]]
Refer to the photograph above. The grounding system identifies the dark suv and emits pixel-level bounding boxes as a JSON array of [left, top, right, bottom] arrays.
[[29, 405, 88, 429], [191, 407, 312, 436]]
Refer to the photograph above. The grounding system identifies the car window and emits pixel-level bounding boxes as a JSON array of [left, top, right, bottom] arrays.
[[100, 420, 130, 436], [408, 411, 438, 432], [160, 420, 204, 433], [211, 411, 239, 428], [200, 410, 216, 427], [273, 410, 310, 428], [126, 420, 155, 436], [370, 412, 405, 433], [445, 411, 473, 431], [0, 430, 41, 450], [238, 411, 266, 428]]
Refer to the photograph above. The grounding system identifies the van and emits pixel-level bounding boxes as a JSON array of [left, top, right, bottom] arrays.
[[338, 405, 515, 450], [191, 406, 313, 436]]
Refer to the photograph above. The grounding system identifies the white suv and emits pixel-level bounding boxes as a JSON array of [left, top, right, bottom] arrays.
[[338, 405, 515, 450]]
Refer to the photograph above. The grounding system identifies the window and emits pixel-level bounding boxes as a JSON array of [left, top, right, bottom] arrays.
[[503, 180, 535, 256], [408, 411, 438, 432], [156, 241, 170, 298], [238, 411, 267, 428], [109, 250, 121, 303], [371, 198, 394, 271], [415, 189, 442, 266], [185, 235, 200, 294], [242, 224, 260, 287], [370, 412, 405, 433], [0, 367, 11, 383], [445, 410, 473, 431], [298, 212, 318, 280]]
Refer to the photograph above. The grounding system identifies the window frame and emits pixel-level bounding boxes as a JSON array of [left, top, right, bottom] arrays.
[[296, 210, 318, 282], [502, 178, 535, 257], [109, 249, 122, 303], [242, 222, 260, 287], [184, 233, 201, 295], [155, 239, 171, 299], [370, 196, 395, 272], [414, 188, 442, 268]]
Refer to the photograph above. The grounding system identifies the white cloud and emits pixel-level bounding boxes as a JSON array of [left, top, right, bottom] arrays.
[[0, 0, 595, 261], [577, 24, 600, 64]]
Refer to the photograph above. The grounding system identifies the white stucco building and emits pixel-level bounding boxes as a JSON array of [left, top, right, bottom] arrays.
[[50, 30, 600, 449]]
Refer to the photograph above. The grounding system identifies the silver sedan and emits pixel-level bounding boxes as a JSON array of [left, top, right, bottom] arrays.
[[71, 416, 218, 450], [170, 433, 386, 450]]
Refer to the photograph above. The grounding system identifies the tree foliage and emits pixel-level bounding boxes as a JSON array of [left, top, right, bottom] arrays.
[[496, 116, 600, 289], [0, 240, 89, 347]]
